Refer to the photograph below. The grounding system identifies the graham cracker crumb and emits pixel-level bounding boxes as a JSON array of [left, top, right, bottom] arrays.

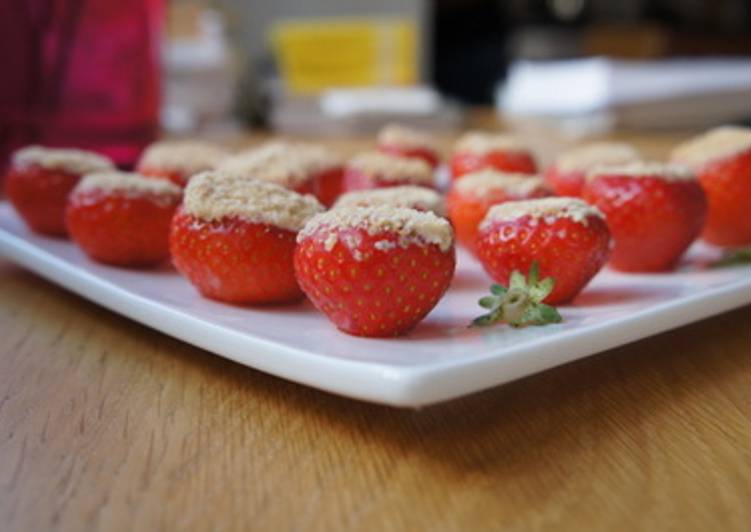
[[183, 171, 324, 232], [13, 146, 113, 175], [347, 152, 433, 186], [333, 186, 445, 215], [556, 142, 640, 172], [298, 206, 454, 254], [138, 140, 229, 176], [481, 197, 603, 230], [454, 170, 549, 197], [587, 161, 695, 182], [75, 171, 181, 198], [377, 124, 437, 151], [454, 131, 528, 155], [671, 126, 751, 168], [219, 141, 341, 189]]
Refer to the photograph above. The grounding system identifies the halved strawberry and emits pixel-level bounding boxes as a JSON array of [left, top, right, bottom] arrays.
[[582, 162, 707, 272], [4, 146, 114, 236], [450, 131, 536, 179], [170, 173, 324, 304], [66, 171, 181, 266], [343, 152, 435, 192], [219, 141, 344, 207], [447, 170, 551, 253], [294, 206, 455, 337], [545, 142, 640, 197], [376, 124, 440, 169], [671, 126, 751, 247], [476, 197, 610, 304], [333, 186, 445, 216], [137, 140, 228, 187]]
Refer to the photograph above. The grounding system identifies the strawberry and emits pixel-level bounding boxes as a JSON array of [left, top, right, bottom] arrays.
[[450, 131, 536, 179], [333, 186, 445, 216], [671, 126, 751, 247], [294, 206, 455, 337], [137, 140, 228, 187], [582, 162, 707, 272], [4, 146, 114, 236], [170, 173, 324, 304], [343, 152, 435, 192], [219, 141, 344, 207], [476, 197, 610, 304], [446, 170, 551, 254], [376, 124, 440, 169], [545, 142, 640, 197], [66, 171, 181, 266]]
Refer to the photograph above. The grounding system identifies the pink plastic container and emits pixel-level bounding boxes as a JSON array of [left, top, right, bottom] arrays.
[[0, 0, 163, 175]]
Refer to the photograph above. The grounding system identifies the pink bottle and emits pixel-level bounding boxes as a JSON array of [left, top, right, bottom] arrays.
[[0, 0, 163, 175]]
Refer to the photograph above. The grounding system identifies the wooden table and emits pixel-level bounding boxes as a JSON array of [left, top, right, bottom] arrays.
[[2, 119, 751, 531]]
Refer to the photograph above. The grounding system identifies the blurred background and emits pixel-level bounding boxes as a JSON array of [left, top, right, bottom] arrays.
[[2, 0, 751, 169]]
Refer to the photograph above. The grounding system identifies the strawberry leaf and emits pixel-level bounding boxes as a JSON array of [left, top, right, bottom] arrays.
[[712, 248, 751, 267], [472, 261, 562, 329]]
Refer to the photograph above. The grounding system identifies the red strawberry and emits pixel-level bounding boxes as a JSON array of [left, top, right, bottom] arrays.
[[476, 197, 611, 304], [582, 162, 707, 272], [66, 171, 181, 266], [343, 152, 435, 192], [294, 206, 455, 337], [219, 141, 344, 207], [4, 146, 113, 236], [376, 124, 440, 169], [446, 170, 551, 253], [170, 173, 324, 304], [137, 140, 228, 187], [671, 126, 751, 247], [545, 142, 640, 197], [333, 186, 445, 216], [450, 131, 536, 179]]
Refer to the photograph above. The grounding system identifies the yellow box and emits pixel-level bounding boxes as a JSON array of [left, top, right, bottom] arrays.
[[270, 17, 419, 93]]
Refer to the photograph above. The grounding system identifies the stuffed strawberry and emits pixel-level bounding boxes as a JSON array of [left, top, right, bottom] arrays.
[[476, 197, 610, 304], [671, 126, 751, 247], [66, 171, 182, 266], [582, 162, 707, 272], [450, 131, 537, 179], [546, 142, 640, 197], [170, 172, 324, 304], [294, 206, 455, 337], [137, 140, 229, 187], [447, 170, 552, 253], [4, 145, 114, 236], [219, 141, 344, 207], [376, 124, 440, 169], [343, 152, 435, 192], [333, 186, 445, 216]]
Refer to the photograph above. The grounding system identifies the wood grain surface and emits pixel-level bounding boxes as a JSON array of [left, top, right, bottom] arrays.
[[2, 121, 751, 531]]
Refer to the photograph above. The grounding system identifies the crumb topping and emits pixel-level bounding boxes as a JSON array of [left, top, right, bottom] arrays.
[[333, 186, 445, 215], [454, 169, 549, 197], [587, 161, 695, 182], [556, 142, 641, 172], [75, 171, 182, 198], [219, 141, 341, 189], [454, 131, 528, 155], [183, 171, 324, 232], [377, 124, 437, 151], [138, 140, 229, 176], [13, 146, 113, 175], [298, 206, 454, 253], [481, 197, 603, 230], [670, 126, 751, 168], [347, 152, 433, 185]]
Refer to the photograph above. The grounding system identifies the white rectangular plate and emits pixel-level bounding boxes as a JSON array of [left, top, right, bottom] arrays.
[[2, 201, 751, 407]]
